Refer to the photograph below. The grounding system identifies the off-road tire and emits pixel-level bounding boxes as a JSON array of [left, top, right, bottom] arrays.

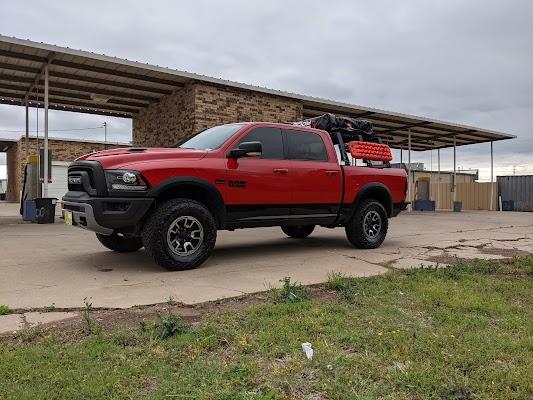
[[143, 199, 217, 271], [281, 225, 315, 239], [345, 199, 388, 249], [96, 233, 144, 252]]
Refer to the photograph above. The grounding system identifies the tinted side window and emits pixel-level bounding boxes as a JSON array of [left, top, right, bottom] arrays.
[[286, 130, 328, 161], [238, 127, 284, 159]]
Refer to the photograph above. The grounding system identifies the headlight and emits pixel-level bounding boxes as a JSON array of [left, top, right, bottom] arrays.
[[105, 170, 150, 191]]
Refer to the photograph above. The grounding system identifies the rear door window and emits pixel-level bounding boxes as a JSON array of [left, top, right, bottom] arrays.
[[286, 129, 328, 161]]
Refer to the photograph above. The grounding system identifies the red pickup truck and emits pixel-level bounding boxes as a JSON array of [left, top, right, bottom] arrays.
[[62, 115, 408, 271]]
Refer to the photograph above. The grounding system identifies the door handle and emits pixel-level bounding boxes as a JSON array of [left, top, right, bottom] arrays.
[[273, 168, 289, 174], [325, 170, 338, 176]]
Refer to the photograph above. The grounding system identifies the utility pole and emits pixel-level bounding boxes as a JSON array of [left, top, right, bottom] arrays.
[[513, 165, 517, 176]]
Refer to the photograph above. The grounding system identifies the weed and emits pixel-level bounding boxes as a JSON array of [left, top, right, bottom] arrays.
[[458, 238, 467, 243], [166, 295, 176, 306], [111, 327, 139, 347], [15, 323, 44, 343], [81, 297, 103, 335], [325, 272, 351, 291], [382, 259, 398, 269], [439, 384, 478, 399], [41, 303, 56, 313], [140, 312, 192, 340], [0, 305, 10, 315], [519, 255, 533, 276], [268, 277, 310, 303], [326, 272, 365, 303], [261, 389, 278, 399]]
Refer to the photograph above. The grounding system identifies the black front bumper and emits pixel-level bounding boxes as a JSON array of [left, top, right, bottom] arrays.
[[62, 191, 154, 234]]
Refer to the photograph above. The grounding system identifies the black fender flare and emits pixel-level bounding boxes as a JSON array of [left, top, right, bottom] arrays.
[[347, 183, 393, 220], [147, 177, 226, 228]]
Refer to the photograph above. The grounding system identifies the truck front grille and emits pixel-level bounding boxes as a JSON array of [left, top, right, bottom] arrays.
[[67, 161, 106, 196]]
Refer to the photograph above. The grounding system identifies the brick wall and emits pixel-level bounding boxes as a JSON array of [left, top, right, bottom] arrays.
[[5, 138, 129, 203], [133, 82, 303, 147], [5, 142, 18, 202], [193, 82, 303, 132], [132, 83, 196, 148]]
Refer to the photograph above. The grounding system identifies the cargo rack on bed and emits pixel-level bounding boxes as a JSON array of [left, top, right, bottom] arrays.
[[288, 113, 392, 167]]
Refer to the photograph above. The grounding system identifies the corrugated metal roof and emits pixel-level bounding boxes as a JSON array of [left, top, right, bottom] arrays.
[[0, 35, 516, 151]]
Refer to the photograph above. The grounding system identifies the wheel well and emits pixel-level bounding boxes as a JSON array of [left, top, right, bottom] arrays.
[[151, 184, 224, 229], [357, 188, 392, 217]]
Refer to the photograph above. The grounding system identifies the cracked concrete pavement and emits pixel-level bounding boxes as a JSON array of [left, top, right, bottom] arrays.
[[1, 203, 532, 323]]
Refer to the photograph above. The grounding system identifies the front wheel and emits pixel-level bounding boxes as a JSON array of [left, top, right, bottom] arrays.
[[96, 233, 144, 252], [281, 225, 315, 239], [345, 199, 388, 249], [143, 199, 217, 271]]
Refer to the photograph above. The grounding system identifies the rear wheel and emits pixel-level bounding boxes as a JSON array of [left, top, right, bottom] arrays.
[[345, 199, 388, 249], [96, 233, 143, 252], [143, 199, 217, 271], [281, 225, 315, 239]]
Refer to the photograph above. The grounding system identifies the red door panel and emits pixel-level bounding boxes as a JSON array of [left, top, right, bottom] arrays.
[[226, 158, 291, 205], [225, 158, 292, 221], [290, 159, 342, 214]]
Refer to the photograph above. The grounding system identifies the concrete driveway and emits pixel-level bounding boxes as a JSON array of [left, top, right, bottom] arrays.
[[0, 202, 531, 309]]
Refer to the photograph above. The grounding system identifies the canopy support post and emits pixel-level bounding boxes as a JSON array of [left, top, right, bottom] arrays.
[[408, 129, 412, 211], [43, 64, 49, 198], [25, 95, 29, 159], [490, 141, 494, 211], [453, 136, 457, 203], [437, 148, 441, 210]]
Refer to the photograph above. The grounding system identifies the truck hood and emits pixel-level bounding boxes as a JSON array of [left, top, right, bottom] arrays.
[[77, 147, 208, 169]]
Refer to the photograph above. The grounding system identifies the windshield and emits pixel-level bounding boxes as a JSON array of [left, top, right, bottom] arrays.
[[178, 124, 245, 150]]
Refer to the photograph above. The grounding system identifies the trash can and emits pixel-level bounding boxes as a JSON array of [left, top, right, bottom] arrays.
[[501, 200, 514, 211], [414, 200, 436, 211], [34, 198, 57, 224], [453, 201, 462, 212], [23, 200, 37, 221]]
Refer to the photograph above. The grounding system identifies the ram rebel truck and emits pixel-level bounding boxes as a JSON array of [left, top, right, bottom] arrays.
[[62, 114, 408, 271]]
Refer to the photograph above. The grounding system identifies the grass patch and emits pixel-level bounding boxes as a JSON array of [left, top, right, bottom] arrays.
[[0, 256, 532, 399], [0, 305, 10, 315]]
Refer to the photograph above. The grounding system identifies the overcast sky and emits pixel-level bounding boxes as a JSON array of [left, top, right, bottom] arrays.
[[1, 0, 532, 180]]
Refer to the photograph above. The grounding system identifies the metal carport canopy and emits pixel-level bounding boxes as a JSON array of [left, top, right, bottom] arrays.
[[0, 35, 516, 151]]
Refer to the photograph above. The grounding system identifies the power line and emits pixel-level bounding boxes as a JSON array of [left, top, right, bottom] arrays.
[[0, 126, 104, 133]]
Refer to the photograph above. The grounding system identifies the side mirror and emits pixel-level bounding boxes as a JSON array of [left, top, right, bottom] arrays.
[[227, 141, 263, 158]]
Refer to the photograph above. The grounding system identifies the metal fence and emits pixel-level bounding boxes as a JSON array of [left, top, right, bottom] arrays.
[[428, 182, 498, 211], [497, 176, 533, 212]]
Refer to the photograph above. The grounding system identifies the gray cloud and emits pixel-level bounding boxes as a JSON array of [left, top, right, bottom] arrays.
[[1, 0, 532, 180]]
